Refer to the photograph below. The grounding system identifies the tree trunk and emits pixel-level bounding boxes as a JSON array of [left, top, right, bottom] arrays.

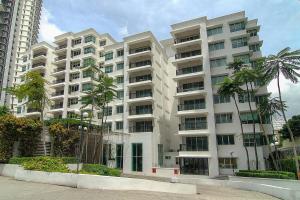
[[277, 73, 299, 177], [258, 112, 279, 170], [246, 81, 259, 170], [233, 95, 250, 170], [270, 118, 282, 170], [40, 110, 47, 156]]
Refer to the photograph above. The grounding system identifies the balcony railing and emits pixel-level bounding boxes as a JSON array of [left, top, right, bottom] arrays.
[[174, 34, 200, 44], [55, 56, 66, 61], [175, 50, 201, 59], [33, 52, 47, 58], [129, 60, 152, 69], [129, 75, 152, 83], [129, 46, 151, 54], [129, 108, 153, 115], [129, 125, 153, 133], [32, 63, 46, 68], [178, 103, 205, 111], [52, 79, 65, 84], [51, 104, 64, 110], [179, 144, 208, 151], [129, 91, 152, 99], [53, 67, 66, 73], [51, 91, 64, 97], [177, 85, 204, 93], [179, 122, 207, 130], [55, 44, 67, 50], [176, 65, 203, 75]]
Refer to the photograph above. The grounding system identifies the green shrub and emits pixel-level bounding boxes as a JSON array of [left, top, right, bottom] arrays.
[[278, 157, 300, 174], [22, 156, 69, 173], [236, 170, 296, 180], [80, 164, 121, 177], [61, 157, 77, 164], [9, 157, 34, 164]]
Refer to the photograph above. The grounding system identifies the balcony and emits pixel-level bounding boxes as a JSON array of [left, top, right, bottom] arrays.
[[129, 125, 153, 133], [176, 82, 205, 98], [178, 103, 205, 111], [33, 52, 47, 58], [128, 75, 152, 87], [128, 106, 153, 119], [31, 62, 46, 71], [177, 85, 204, 93], [128, 60, 152, 73], [55, 44, 67, 50], [128, 91, 153, 103], [52, 67, 66, 75], [173, 50, 202, 64], [179, 144, 208, 151], [174, 35, 201, 48], [52, 79, 65, 87], [54, 56, 67, 64], [175, 65, 204, 80], [179, 122, 207, 131], [129, 46, 151, 57], [51, 104, 64, 110], [51, 91, 64, 99]]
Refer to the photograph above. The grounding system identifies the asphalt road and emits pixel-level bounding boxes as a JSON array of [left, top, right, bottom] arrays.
[[0, 176, 279, 200]]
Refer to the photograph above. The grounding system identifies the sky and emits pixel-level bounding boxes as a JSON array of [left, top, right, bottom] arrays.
[[40, 0, 300, 118]]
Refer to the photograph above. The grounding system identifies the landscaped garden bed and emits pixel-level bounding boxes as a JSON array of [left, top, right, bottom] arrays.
[[236, 170, 296, 180]]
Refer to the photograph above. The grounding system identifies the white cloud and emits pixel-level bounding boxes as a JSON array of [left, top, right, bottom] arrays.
[[38, 8, 64, 43], [119, 24, 129, 37]]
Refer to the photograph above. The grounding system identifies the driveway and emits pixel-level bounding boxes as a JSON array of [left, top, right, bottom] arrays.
[[0, 176, 278, 200]]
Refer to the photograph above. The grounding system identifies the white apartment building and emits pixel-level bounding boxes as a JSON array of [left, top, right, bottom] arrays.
[[14, 11, 272, 177], [0, 0, 42, 106]]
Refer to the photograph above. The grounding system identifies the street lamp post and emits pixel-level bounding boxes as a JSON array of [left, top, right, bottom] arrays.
[[75, 110, 88, 173]]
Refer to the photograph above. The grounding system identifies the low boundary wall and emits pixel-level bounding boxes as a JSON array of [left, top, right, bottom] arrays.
[[0, 164, 196, 194]]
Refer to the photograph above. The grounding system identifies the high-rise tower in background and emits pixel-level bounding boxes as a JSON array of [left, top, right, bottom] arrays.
[[0, 0, 42, 106]]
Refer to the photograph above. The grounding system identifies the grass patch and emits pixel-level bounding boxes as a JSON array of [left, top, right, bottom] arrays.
[[79, 164, 121, 177]]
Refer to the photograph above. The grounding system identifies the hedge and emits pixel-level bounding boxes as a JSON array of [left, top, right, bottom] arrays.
[[21, 157, 69, 173], [9, 156, 77, 165], [278, 157, 300, 174], [80, 164, 121, 177], [236, 170, 296, 180]]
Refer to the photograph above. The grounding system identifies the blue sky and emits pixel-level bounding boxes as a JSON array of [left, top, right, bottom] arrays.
[[40, 0, 300, 118]]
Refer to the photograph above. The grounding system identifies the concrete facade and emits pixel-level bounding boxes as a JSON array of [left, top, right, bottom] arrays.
[[13, 11, 272, 178]]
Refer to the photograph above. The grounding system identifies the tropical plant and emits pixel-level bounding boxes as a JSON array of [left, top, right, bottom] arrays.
[[7, 71, 49, 155], [230, 62, 260, 170], [218, 77, 250, 170], [0, 105, 10, 116], [263, 47, 300, 176], [280, 115, 300, 139]]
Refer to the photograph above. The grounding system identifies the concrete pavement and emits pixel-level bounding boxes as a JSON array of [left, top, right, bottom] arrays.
[[0, 176, 279, 200]]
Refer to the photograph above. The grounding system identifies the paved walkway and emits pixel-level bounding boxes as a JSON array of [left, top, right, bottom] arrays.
[[0, 176, 278, 200]]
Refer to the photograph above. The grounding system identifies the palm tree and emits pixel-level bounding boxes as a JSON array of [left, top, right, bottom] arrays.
[[218, 77, 250, 170], [233, 67, 260, 170], [7, 71, 49, 155], [263, 47, 300, 176]]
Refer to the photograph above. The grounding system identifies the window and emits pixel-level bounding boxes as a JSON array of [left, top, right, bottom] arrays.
[[104, 122, 112, 131], [21, 66, 26, 72], [83, 58, 95, 68], [117, 90, 124, 99], [72, 38, 81, 46], [116, 144, 123, 169], [70, 73, 80, 81], [84, 35, 96, 43], [249, 44, 260, 52], [116, 76, 124, 84], [105, 52, 113, 61], [213, 94, 230, 104], [99, 40, 106, 46], [185, 136, 208, 151], [116, 105, 123, 113], [103, 107, 112, 116], [243, 133, 271, 147], [117, 63, 124, 70], [117, 49, 124, 57], [231, 37, 248, 48], [219, 158, 237, 169], [215, 113, 233, 123], [207, 26, 223, 36], [210, 58, 227, 68], [240, 112, 259, 124], [132, 143, 143, 172], [234, 54, 250, 64], [209, 42, 224, 51], [69, 85, 79, 93], [82, 83, 93, 91], [211, 75, 227, 85], [217, 135, 235, 145], [230, 21, 245, 32], [105, 65, 113, 73], [68, 98, 78, 106], [17, 107, 22, 114], [82, 70, 94, 78], [84, 47, 95, 54], [99, 51, 104, 57], [116, 121, 123, 130], [71, 61, 80, 69], [238, 92, 255, 103], [247, 29, 257, 37], [71, 49, 81, 57]]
